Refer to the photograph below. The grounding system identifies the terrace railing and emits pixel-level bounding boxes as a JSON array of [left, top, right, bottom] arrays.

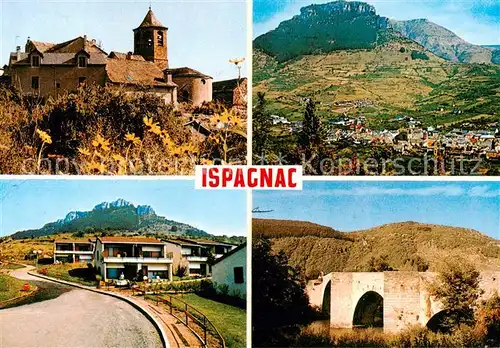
[[154, 295, 225, 348]]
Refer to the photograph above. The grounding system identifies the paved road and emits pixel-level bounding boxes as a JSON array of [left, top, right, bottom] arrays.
[[1, 267, 163, 348]]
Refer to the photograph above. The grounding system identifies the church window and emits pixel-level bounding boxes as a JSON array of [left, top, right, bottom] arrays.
[[31, 76, 40, 89], [31, 55, 40, 67], [146, 31, 153, 47], [157, 31, 164, 46], [78, 56, 87, 68], [182, 90, 189, 102]]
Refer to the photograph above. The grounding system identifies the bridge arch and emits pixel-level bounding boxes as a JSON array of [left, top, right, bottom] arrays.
[[305, 273, 333, 310], [321, 280, 331, 315], [353, 291, 384, 328], [426, 309, 453, 333]]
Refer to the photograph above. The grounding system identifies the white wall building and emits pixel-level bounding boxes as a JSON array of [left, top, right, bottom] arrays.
[[53, 239, 94, 263], [94, 236, 173, 281], [211, 243, 246, 299]]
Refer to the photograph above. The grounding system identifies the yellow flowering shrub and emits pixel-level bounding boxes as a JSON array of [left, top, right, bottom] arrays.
[[0, 84, 247, 174]]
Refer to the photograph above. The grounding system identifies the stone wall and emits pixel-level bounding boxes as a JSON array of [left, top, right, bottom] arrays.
[[309, 271, 500, 332], [174, 76, 212, 106], [11, 65, 106, 98]]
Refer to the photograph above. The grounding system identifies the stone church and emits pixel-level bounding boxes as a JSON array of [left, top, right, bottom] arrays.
[[5, 8, 212, 105]]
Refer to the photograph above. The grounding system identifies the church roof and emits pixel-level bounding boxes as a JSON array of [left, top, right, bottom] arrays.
[[108, 51, 145, 61], [165, 67, 212, 79], [135, 8, 166, 30], [106, 58, 176, 88]]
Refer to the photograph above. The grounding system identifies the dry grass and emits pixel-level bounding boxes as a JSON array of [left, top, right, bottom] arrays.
[[0, 84, 247, 175], [254, 219, 500, 279]]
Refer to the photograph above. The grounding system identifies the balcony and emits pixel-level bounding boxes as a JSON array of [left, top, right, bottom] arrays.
[[55, 250, 93, 254], [186, 255, 208, 262], [103, 256, 172, 264]]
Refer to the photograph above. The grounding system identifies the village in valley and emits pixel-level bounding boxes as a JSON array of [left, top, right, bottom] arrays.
[[270, 101, 499, 162], [253, 0, 500, 175]]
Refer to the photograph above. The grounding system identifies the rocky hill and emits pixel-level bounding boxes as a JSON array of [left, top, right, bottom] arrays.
[[253, 1, 500, 130], [389, 19, 496, 64], [253, 218, 500, 279], [254, 1, 498, 65], [254, 1, 390, 62], [10, 199, 210, 239]]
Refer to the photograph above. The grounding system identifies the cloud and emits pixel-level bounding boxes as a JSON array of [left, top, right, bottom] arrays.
[[302, 185, 500, 198]]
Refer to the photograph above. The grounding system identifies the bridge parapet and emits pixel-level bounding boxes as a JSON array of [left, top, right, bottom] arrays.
[[306, 271, 500, 332]]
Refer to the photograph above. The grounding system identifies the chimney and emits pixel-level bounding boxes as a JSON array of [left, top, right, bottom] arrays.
[[16, 46, 21, 61], [83, 34, 88, 51], [126, 52, 133, 60]]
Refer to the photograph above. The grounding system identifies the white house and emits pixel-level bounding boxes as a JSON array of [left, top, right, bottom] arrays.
[[53, 239, 94, 263], [94, 236, 173, 281], [211, 243, 246, 299]]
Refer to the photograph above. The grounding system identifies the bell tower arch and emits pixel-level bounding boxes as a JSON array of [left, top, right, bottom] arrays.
[[133, 7, 168, 69]]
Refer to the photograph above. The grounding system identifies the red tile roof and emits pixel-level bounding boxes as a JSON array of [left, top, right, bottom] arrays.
[[166, 67, 212, 79], [136, 9, 166, 29], [98, 236, 164, 244], [106, 58, 177, 87], [54, 239, 93, 244]]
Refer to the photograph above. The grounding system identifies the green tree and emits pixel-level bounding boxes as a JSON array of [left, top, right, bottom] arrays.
[[475, 294, 500, 346], [367, 255, 394, 272], [430, 260, 483, 331], [252, 92, 272, 162], [298, 98, 326, 174], [253, 237, 312, 347]]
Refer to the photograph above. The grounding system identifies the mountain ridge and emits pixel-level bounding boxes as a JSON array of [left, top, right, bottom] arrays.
[[255, 1, 498, 65], [253, 218, 500, 278], [10, 199, 209, 239]]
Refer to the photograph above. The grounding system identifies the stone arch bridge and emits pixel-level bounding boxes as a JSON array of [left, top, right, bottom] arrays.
[[306, 271, 500, 332]]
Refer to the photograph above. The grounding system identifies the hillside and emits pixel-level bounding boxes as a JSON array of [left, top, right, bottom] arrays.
[[10, 199, 210, 239], [389, 19, 495, 64], [253, 1, 500, 131], [254, 1, 390, 62], [253, 218, 500, 279]]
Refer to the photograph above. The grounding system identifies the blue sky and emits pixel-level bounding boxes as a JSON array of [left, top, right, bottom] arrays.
[[0, 180, 247, 236], [254, 0, 500, 44], [253, 181, 500, 238], [0, 0, 247, 80]]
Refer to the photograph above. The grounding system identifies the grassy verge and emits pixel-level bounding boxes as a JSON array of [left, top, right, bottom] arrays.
[[174, 293, 246, 348], [0, 274, 31, 302], [38, 263, 96, 287], [0, 263, 24, 270]]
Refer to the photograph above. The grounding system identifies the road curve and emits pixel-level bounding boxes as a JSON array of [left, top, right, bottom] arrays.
[[1, 266, 163, 348]]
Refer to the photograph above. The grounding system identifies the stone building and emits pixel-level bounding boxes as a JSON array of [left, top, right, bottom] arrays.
[[8, 36, 108, 97], [166, 67, 213, 105], [5, 7, 212, 105], [213, 77, 247, 111]]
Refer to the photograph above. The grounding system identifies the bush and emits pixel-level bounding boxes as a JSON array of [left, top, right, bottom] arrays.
[[474, 294, 500, 346], [176, 265, 187, 278], [0, 84, 246, 174], [411, 50, 429, 60]]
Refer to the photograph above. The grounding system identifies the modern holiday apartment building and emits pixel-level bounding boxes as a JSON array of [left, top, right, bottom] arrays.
[[164, 238, 237, 276], [94, 236, 173, 281], [53, 239, 95, 263]]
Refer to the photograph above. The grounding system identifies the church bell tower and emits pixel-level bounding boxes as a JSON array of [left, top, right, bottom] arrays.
[[133, 7, 168, 69]]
